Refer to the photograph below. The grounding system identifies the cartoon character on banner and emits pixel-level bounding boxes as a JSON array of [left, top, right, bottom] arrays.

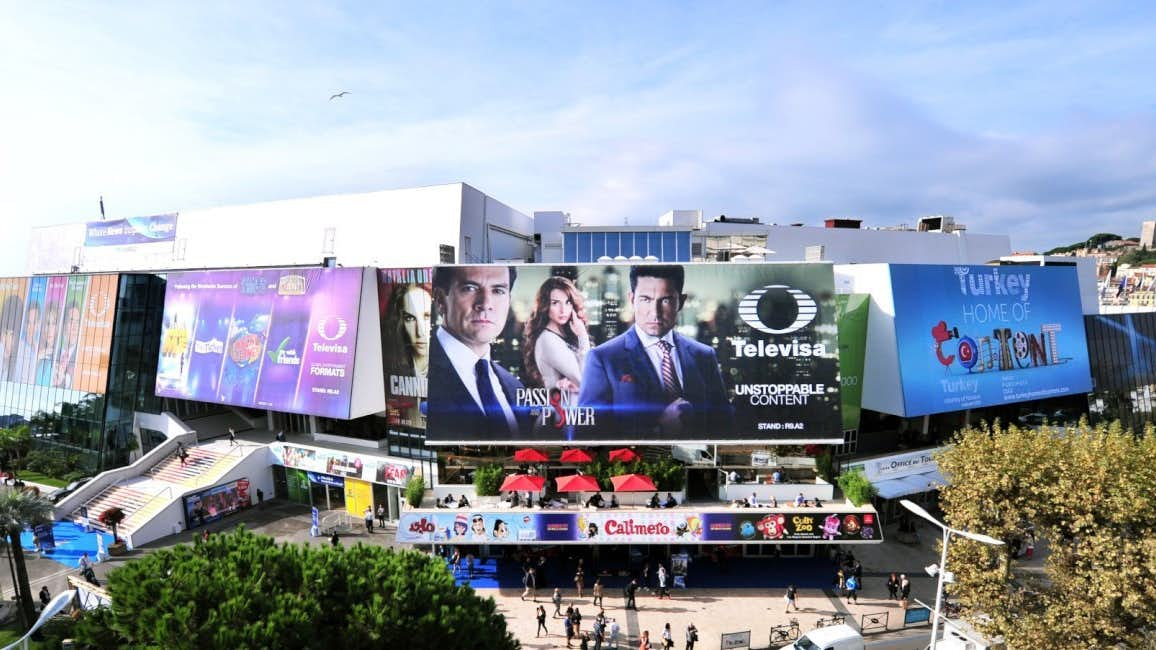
[[842, 515, 862, 537], [756, 514, 786, 540], [675, 515, 702, 539], [822, 513, 842, 540]]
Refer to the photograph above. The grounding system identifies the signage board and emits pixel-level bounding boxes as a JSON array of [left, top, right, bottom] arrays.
[[395, 509, 881, 545], [155, 267, 364, 419], [274, 443, 414, 487], [0, 274, 117, 393], [835, 294, 869, 432], [890, 265, 1093, 416], [184, 478, 251, 529], [85, 214, 178, 247], [424, 263, 842, 444]]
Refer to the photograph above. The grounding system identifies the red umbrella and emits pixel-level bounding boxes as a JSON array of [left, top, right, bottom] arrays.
[[559, 449, 594, 464], [610, 473, 657, 492], [514, 448, 549, 463], [500, 474, 546, 492], [608, 448, 639, 463], [555, 474, 602, 492]]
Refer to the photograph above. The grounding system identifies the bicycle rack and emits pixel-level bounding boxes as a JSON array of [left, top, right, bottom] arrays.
[[860, 611, 889, 634]]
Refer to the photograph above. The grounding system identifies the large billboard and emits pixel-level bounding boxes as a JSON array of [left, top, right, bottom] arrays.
[[890, 265, 1093, 416], [155, 267, 364, 419], [422, 263, 842, 444], [396, 509, 881, 545], [378, 268, 433, 431], [0, 274, 117, 393]]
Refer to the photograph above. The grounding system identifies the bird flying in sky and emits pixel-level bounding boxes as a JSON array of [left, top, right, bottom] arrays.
[[329, 91, 350, 100]]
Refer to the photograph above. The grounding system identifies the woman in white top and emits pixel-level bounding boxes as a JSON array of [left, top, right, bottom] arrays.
[[523, 276, 591, 393]]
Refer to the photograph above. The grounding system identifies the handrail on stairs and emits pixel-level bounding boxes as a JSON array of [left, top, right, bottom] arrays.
[[191, 444, 247, 489], [127, 486, 173, 528]]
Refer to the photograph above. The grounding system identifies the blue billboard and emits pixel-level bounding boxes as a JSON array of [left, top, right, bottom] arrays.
[[890, 265, 1092, 416]]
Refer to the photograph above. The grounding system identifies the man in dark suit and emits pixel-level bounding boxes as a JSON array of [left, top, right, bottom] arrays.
[[427, 265, 529, 439], [579, 265, 732, 437]]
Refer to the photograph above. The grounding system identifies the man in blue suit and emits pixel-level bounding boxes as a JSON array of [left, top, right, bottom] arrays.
[[579, 265, 732, 437], [427, 265, 530, 440]]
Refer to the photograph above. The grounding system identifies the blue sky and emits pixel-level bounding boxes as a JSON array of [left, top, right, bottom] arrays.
[[2, 2, 1155, 275]]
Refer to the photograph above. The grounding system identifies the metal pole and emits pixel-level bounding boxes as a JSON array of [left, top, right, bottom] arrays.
[[929, 527, 950, 649]]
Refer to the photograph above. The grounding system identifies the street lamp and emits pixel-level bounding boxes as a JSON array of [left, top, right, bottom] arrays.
[[900, 499, 1004, 649]]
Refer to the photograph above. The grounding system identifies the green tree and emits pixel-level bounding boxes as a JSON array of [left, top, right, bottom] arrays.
[[0, 425, 32, 471], [0, 487, 55, 630], [937, 420, 1156, 648], [74, 528, 519, 649]]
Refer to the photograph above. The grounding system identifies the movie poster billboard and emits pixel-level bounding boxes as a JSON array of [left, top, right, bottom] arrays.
[[0, 274, 117, 393], [378, 268, 433, 431], [395, 509, 880, 545], [422, 263, 842, 444], [155, 268, 364, 419], [184, 478, 251, 529], [890, 265, 1093, 416]]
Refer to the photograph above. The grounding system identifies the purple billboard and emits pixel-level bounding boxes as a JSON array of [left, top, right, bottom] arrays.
[[155, 268, 364, 418], [85, 214, 178, 246]]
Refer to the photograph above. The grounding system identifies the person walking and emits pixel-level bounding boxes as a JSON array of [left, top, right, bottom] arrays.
[[845, 574, 859, 604], [685, 622, 698, 650], [886, 572, 899, 600], [899, 574, 911, 610], [554, 587, 564, 617], [536, 604, 549, 637], [466, 553, 475, 578], [638, 629, 652, 650], [363, 506, 374, 534], [228, 427, 238, 446], [522, 566, 538, 601], [624, 579, 638, 610], [572, 604, 583, 636], [376, 503, 386, 528], [609, 618, 620, 649], [574, 558, 586, 598], [177, 443, 188, 467], [564, 612, 575, 648], [451, 548, 461, 576], [592, 577, 604, 607], [660, 623, 674, 649], [38, 585, 51, 610], [785, 583, 799, 612], [330, 530, 340, 547], [656, 564, 670, 599]]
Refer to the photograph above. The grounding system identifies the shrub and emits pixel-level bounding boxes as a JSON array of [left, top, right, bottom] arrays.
[[836, 469, 877, 506], [473, 464, 504, 497], [404, 474, 425, 508]]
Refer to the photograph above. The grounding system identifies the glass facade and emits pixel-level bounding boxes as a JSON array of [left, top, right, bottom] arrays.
[[563, 230, 691, 262], [1084, 312, 1156, 433]]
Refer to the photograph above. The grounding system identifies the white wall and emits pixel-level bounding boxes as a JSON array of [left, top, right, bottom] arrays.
[[766, 226, 1011, 265], [835, 264, 905, 417], [460, 184, 534, 263], [349, 268, 386, 418], [1000, 255, 1100, 315]]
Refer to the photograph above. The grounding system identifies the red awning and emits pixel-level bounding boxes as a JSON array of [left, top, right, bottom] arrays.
[[513, 448, 549, 463], [608, 448, 639, 463], [610, 473, 657, 492], [559, 449, 595, 464], [555, 474, 602, 492], [500, 474, 546, 492]]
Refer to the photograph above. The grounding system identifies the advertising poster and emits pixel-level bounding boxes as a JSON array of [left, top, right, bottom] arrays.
[[890, 265, 1093, 416], [378, 268, 433, 431], [84, 214, 178, 247], [395, 509, 880, 544], [155, 268, 364, 419], [0, 274, 117, 393], [184, 478, 251, 529], [274, 443, 415, 487], [835, 294, 869, 432], [424, 263, 842, 444]]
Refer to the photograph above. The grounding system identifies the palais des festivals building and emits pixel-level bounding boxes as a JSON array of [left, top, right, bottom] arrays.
[[6, 182, 1134, 562]]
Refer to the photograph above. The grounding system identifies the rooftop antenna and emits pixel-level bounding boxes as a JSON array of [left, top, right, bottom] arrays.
[[99, 195, 105, 220]]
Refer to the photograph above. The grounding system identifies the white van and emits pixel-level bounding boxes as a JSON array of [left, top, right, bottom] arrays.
[[779, 624, 864, 650]]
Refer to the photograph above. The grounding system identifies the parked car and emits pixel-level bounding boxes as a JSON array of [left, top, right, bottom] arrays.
[[50, 477, 94, 503]]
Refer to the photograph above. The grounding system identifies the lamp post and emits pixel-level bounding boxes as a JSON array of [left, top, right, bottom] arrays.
[[900, 499, 1004, 649]]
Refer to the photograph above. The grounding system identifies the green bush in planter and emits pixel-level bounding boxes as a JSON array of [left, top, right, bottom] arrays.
[[405, 474, 426, 508], [836, 469, 877, 506], [473, 464, 504, 497]]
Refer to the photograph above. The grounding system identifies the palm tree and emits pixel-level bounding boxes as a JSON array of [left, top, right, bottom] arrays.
[[0, 487, 55, 630]]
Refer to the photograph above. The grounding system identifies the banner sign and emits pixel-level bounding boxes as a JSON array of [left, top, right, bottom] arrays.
[[378, 268, 433, 431], [274, 443, 414, 487], [423, 263, 842, 444], [155, 267, 364, 419], [85, 214, 178, 247], [183, 478, 251, 529], [0, 274, 117, 393], [33, 523, 55, 552], [395, 509, 881, 545], [306, 472, 344, 488], [846, 447, 947, 481], [890, 265, 1093, 416], [835, 294, 869, 432]]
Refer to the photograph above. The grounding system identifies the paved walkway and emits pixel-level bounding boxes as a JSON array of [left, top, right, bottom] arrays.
[[8, 500, 1022, 648]]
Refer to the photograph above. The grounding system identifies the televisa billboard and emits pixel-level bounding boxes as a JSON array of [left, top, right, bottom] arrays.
[[0, 274, 118, 393], [421, 263, 843, 444], [155, 267, 371, 419], [890, 264, 1093, 416], [396, 508, 881, 545]]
